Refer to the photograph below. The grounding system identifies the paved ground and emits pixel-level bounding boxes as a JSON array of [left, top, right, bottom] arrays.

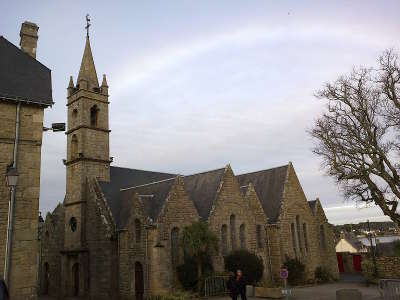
[[209, 282, 381, 300], [40, 275, 382, 300]]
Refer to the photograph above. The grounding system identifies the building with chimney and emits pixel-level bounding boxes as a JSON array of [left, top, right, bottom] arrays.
[[0, 21, 53, 300], [40, 27, 338, 299]]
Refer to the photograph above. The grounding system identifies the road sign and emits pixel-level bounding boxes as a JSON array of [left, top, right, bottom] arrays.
[[280, 268, 288, 279]]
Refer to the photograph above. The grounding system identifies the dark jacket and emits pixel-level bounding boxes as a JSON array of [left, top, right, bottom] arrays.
[[0, 279, 9, 300], [236, 276, 247, 293], [227, 276, 239, 296]]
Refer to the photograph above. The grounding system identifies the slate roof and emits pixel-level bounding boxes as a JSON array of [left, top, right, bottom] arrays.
[[98, 166, 176, 227], [99, 164, 291, 228], [119, 178, 177, 227], [0, 36, 53, 106], [237, 165, 289, 223], [183, 168, 226, 221]]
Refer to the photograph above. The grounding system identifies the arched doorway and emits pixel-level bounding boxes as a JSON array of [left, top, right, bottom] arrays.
[[135, 262, 144, 300], [43, 262, 49, 295], [72, 263, 80, 296]]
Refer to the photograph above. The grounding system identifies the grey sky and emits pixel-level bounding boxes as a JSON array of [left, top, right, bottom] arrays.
[[2, 1, 400, 224]]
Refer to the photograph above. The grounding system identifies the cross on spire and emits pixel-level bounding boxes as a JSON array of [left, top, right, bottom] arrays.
[[85, 14, 91, 37]]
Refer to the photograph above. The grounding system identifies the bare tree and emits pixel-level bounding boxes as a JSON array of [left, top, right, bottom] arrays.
[[310, 50, 400, 225]]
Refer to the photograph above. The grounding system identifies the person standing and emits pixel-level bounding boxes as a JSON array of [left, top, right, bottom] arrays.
[[0, 277, 9, 300], [236, 270, 247, 300], [227, 273, 239, 300]]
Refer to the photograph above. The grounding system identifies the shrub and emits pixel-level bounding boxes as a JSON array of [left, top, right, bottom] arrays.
[[361, 259, 377, 284], [393, 240, 400, 257], [176, 256, 213, 291], [314, 266, 332, 283], [284, 258, 305, 286], [224, 250, 264, 285]]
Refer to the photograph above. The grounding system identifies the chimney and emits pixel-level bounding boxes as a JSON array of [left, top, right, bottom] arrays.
[[19, 21, 39, 59]]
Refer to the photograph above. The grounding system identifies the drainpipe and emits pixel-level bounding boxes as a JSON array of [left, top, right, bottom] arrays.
[[4, 102, 21, 286]]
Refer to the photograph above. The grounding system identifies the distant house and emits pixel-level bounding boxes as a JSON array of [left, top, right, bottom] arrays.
[[336, 233, 368, 254]]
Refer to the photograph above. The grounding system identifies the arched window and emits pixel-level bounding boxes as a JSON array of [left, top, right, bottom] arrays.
[[171, 227, 180, 266], [71, 135, 78, 160], [72, 108, 78, 119], [230, 214, 236, 250], [135, 219, 141, 243], [303, 223, 309, 252], [320, 224, 326, 250], [256, 225, 263, 249], [291, 223, 297, 257], [239, 224, 246, 249], [43, 262, 49, 295], [221, 224, 228, 256], [296, 215, 302, 253], [72, 263, 79, 296], [90, 105, 99, 126]]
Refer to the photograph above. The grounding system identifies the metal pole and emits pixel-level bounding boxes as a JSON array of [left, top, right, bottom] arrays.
[[367, 220, 378, 276], [284, 278, 289, 300], [4, 102, 21, 287]]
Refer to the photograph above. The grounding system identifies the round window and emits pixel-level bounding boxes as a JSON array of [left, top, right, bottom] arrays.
[[70, 217, 77, 232]]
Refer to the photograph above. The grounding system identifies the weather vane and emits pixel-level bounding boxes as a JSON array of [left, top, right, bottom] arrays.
[[85, 14, 91, 37]]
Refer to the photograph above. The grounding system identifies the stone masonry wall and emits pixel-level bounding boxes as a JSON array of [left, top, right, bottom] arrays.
[[153, 177, 200, 294], [279, 164, 322, 281], [313, 201, 339, 279], [208, 166, 270, 281], [85, 179, 118, 300], [376, 257, 400, 279], [0, 102, 44, 300], [40, 204, 65, 297]]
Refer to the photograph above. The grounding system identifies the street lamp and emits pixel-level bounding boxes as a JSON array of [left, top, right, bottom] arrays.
[[5, 165, 19, 187]]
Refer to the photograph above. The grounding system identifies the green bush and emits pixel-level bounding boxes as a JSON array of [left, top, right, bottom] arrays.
[[284, 258, 305, 286], [393, 240, 400, 257], [224, 250, 264, 285], [361, 259, 377, 284], [176, 256, 213, 291], [314, 266, 332, 283]]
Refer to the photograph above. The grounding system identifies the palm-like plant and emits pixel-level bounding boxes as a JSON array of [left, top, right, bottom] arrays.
[[180, 221, 219, 279]]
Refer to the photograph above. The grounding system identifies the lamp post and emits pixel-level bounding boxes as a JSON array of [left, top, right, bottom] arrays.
[[4, 165, 19, 286]]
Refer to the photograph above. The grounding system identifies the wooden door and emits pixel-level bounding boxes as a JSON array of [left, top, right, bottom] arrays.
[[352, 254, 362, 272], [135, 262, 144, 300], [72, 263, 80, 296], [337, 253, 344, 273]]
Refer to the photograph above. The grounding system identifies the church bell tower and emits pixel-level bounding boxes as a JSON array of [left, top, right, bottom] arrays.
[[61, 18, 111, 296]]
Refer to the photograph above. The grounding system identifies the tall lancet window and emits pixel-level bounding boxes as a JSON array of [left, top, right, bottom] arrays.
[[90, 105, 99, 127], [230, 214, 236, 250], [239, 224, 246, 249], [171, 227, 180, 266], [71, 135, 78, 160], [221, 224, 228, 256]]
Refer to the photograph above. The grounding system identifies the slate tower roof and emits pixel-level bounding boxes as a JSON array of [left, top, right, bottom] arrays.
[[77, 36, 99, 89]]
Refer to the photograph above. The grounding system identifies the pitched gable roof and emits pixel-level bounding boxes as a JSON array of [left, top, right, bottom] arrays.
[[119, 177, 177, 227], [98, 166, 176, 227], [237, 164, 288, 223], [0, 36, 53, 106], [183, 168, 226, 221]]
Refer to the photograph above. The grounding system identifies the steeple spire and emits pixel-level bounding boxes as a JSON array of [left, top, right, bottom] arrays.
[[77, 15, 99, 90]]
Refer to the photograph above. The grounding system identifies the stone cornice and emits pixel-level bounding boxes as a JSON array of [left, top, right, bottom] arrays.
[[65, 125, 111, 135], [64, 157, 111, 166]]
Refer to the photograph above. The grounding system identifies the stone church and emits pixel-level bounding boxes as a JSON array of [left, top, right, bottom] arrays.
[[40, 30, 338, 299]]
